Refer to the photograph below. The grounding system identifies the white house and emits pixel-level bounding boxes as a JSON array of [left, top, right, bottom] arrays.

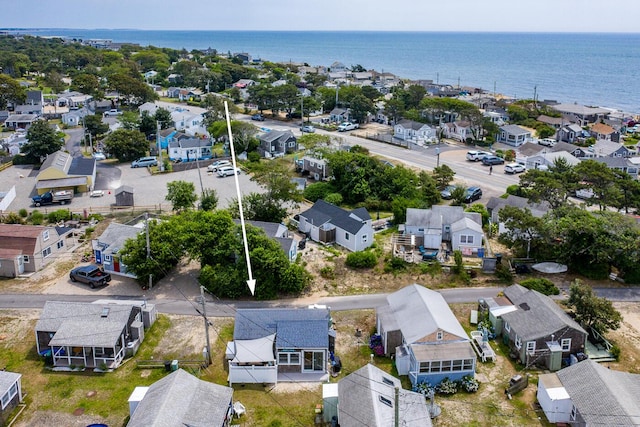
[[393, 120, 435, 143]]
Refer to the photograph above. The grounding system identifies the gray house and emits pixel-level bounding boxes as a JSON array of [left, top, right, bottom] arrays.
[[128, 369, 233, 427], [376, 284, 476, 387], [227, 307, 333, 385], [486, 195, 550, 234], [0, 371, 22, 426], [168, 137, 213, 162], [92, 222, 141, 278], [537, 359, 640, 426], [404, 206, 483, 254], [500, 285, 587, 370], [35, 301, 156, 370], [258, 130, 297, 158], [115, 185, 134, 206], [496, 125, 532, 147], [298, 199, 373, 252], [336, 364, 432, 427]]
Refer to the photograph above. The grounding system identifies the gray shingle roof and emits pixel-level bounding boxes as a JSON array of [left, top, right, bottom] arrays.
[[501, 124, 530, 135], [501, 284, 587, 341], [68, 156, 96, 176], [300, 199, 370, 235], [234, 308, 330, 349], [36, 301, 135, 347], [381, 284, 469, 343], [0, 371, 21, 395], [338, 364, 432, 427], [128, 369, 233, 427], [557, 359, 640, 426], [260, 129, 295, 144]]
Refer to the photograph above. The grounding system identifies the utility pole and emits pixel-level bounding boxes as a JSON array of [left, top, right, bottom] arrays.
[[201, 286, 212, 366], [145, 212, 152, 290], [394, 386, 400, 427], [156, 121, 163, 172]]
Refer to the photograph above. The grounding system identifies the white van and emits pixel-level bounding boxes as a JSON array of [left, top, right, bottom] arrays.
[[217, 166, 241, 177], [539, 138, 557, 147], [131, 156, 158, 168]]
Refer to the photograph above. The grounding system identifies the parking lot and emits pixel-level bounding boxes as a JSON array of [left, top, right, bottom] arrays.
[[0, 161, 264, 214]]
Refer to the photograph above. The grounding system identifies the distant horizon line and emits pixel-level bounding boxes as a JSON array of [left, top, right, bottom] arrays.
[[3, 28, 640, 35]]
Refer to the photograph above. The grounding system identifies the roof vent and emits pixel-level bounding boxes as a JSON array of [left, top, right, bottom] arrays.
[[101, 307, 110, 318], [519, 303, 530, 311]]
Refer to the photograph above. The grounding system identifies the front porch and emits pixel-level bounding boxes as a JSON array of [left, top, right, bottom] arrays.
[[51, 344, 125, 369]]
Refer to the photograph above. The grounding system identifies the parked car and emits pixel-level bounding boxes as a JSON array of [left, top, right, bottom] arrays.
[[504, 162, 526, 174], [251, 114, 265, 121], [481, 155, 505, 166], [300, 124, 315, 133], [69, 265, 111, 289], [538, 138, 557, 147], [466, 150, 492, 161], [131, 156, 158, 168], [32, 190, 73, 207], [440, 185, 457, 200], [207, 160, 231, 172], [217, 166, 241, 177], [463, 186, 483, 203], [92, 152, 106, 161], [103, 109, 123, 117], [337, 122, 359, 132]]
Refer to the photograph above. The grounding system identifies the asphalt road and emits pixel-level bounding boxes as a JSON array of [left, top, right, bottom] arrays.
[[1, 286, 639, 317]]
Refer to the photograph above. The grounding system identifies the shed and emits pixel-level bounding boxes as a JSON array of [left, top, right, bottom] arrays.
[[322, 383, 339, 423], [115, 185, 134, 206]]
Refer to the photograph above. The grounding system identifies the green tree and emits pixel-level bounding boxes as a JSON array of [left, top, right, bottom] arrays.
[[349, 94, 375, 123], [154, 108, 173, 130], [567, 280, 622, 334], [118, 111, 141, 131], [384, 97, 405, 124], [199, 188, 218, 211], [166, 180, 197, 212], [432, 164, 456, 189], [497, 206, 546, 258], [573, 159, 620, 210], [84, 113, 109, 138], [102, 129, 149, 162], [22, 120, 65, 162], [0, 74, 26, 109], [303, 182, 335, 202], [465, 203, 489, 227], [139, 110, 157, 137]]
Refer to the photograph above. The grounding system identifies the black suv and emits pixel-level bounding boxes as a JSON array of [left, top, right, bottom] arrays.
[[464, 186, 483, 203]]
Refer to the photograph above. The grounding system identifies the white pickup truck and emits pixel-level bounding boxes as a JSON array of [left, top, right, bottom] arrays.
[[103, 109, 123, 117], [337, 122, 359, 132]]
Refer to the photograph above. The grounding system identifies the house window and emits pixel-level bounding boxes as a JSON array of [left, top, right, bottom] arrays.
[[42, 230, 50, 241], [345, 233, 350, 241], [288, 141, 296, 148], [452, 360, 463, 371], [42, 247, 51, 258], [561, 338, 571, 351], [570, 405, 577, 421], [430, 361, 441, 372], [23, 255, 29, 264], [437, 331, 443, 341], [419, 362, 430, 373], [504, 322, 510, 333], [463, 359, 474, 370], [460, 235, 474, 244], [441, 360, 452, 372], [278, 352, 300, 365], [362, 234, 368, 243], [105, 255, 112, 262], [303, 351, 324, 372], [526, 341, 536, 354], [515, 335, 522, 349], [310, 161, 315, 167], [57, 240, 64, 249]]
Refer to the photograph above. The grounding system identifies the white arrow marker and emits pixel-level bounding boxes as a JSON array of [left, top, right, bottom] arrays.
[[224, 101, 256, 295]]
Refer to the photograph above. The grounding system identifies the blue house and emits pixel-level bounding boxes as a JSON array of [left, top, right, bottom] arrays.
[[92, 223, 141, 278], [376, 284, 476, 387]]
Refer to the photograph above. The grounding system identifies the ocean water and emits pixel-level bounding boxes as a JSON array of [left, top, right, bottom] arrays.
[[9, 29, 640, 113]]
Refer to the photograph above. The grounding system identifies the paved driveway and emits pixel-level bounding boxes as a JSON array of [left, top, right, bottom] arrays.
[[0, 162, 263, 213]]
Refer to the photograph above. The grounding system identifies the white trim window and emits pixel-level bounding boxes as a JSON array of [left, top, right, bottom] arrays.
[[42, 247, 52, 258], [57, 240, 64, 249], [345, 233, 350, 241], [570, 405, 577, 421], [515, 335, 522, 349], [437, 331, 443, 341], [504, 322, 511, 332], [42, 230, 50, 241], [460, 235, 474, 244], [526, 341, 536, 354], [278, 352, 301, 365], [23, 255, 30, 264], [561, 338, 572, 351]]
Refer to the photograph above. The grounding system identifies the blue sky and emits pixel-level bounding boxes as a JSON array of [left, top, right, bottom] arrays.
[[3, 0, 638, 32]]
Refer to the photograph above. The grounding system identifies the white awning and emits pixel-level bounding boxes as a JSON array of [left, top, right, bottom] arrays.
[[232, 334, 276, 364]]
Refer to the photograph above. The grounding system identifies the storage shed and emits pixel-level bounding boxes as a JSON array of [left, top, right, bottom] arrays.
[[115, 185, 134, 207]]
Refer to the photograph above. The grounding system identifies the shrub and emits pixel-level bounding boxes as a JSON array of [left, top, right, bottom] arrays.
[[436, 377, 458, 395], [369, 334, 384, 356], [495, 262, 514, 283], [519, 278, 559, 295], [610, 344, 621, 360], [346, 251, 377, 269], [1, 212, 23, 224], [30, 210, 44, 225], [47, 209, 70, 223], [18, 209, 28, 218], [459, 375, 480, 393], [413, 382, 435, 397], [247, 151, 261, 162], [324, 192, 343, 205], [319, 266, 335, 279], [420, 261, 442, 277], [383, 256, 407, 273]]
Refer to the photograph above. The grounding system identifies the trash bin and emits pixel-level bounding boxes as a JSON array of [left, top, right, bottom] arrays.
[[164, 360, 171, 372], [171, 359, 179, 371]]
